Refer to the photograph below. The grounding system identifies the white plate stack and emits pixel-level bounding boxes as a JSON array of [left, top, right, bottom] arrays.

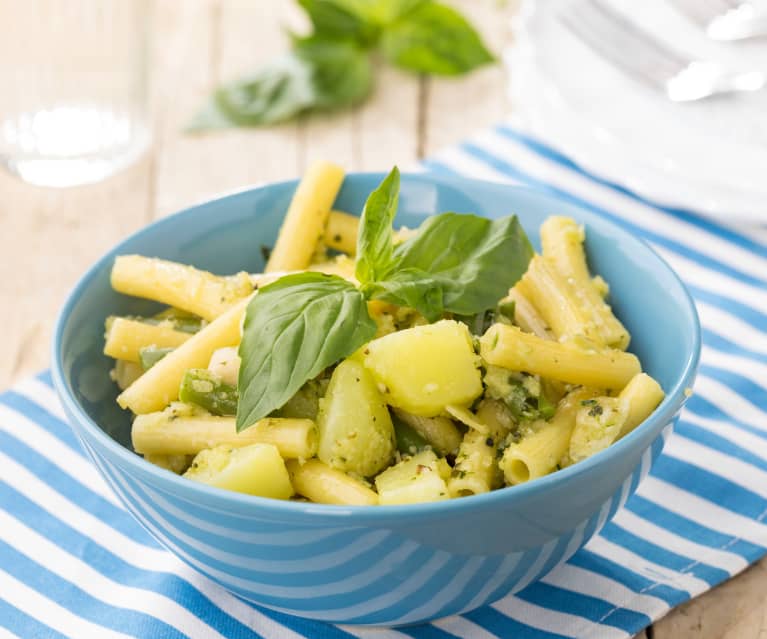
[[507, 0, 767, 223]]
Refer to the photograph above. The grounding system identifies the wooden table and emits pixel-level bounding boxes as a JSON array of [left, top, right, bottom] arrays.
[[1, 1, 764, 637]]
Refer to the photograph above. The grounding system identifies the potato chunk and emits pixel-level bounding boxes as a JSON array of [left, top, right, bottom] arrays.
[[317, 359, 395, 477], [184, 443, 293, 499], [375, 450, 450, 505], [362, 320, 482, 416]]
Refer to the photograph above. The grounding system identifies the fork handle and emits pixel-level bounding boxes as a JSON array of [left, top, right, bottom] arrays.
[[666, 62, 766, 101]]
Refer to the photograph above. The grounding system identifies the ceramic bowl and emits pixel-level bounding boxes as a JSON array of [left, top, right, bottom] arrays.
[[52, 173, 700, 625]]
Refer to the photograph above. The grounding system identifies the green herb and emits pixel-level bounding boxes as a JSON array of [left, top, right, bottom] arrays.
[[496, 299, 516, 324], [298, 0, 382, 46], [189, 39, 372, 130], [236, 168, 532, 431], [190, 0, 494, 129], [588, 403, 604, 417], [380, 212, 533, 317], [236, 272, 376, 431], [180, 369, 239, 416], [380, 2, 495, 75], [355, 166, 399, 284]]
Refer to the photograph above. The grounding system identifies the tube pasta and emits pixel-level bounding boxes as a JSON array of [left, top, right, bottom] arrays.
[[505, 286, 555, 341], [117, 297, 250, 414], [540, 216, 630, 350], [617, 373, 665, 438], [132, 406, 317, 459], [286, 459, 378, 506], [480, 323, 640, 391], [111, 255, 253, 321], [320, 211, 412, 257], [324, 210, 359, 255], [266, 161, 345, 272], [519, 255, 606, 347], [501, 388, 596, 485], [448, 401, 511, 497], [104, 317, 191, 363]]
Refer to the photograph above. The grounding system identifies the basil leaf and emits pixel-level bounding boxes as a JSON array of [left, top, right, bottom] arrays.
[[236, 273, 376, 431], [298, 39, 374, 109], [391, 213, 533, 316], [372, 0, 429, 24], [364, 267, 444, 321], [298, 0, 381, 46], [355, 166, 400, 285], [380, 1, 495, 75], [189, 41, 372, 130]]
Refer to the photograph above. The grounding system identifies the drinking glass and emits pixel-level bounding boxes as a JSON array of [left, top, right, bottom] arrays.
[[0, 0, 150, 187]]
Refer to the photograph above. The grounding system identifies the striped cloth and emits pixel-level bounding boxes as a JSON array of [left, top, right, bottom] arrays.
[[2, 123, 767, 639]]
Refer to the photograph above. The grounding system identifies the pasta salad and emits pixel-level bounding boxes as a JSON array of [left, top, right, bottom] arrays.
[[104, 162, 664, 505]]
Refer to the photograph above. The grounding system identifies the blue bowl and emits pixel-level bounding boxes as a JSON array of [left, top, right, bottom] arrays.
[[52, 173, 700, 626]]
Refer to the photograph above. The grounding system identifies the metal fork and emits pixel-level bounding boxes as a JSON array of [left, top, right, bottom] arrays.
[[669, 0, 767, 41], [559, 0, 766, 101]]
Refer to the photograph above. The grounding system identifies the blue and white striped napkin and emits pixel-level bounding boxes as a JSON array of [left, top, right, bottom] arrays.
[[2, 124, 766, 639]]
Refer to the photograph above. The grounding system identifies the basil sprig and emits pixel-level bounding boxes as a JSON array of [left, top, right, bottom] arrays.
[[191, 0, 494, 130], [237, 273, 376, 430], [236, 167, 533, 431]]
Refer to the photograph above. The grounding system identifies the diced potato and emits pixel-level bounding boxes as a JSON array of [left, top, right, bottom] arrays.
[[569, 397, 628, 463], [362, 320, 483, 416], [375, 450, 450, 505], [317, 359, 395, 477], [184, 443, 293, 499], [110, 360, 143, 390]]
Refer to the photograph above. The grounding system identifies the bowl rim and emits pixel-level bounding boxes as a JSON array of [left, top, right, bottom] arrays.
[[51, 171, 701, 522]]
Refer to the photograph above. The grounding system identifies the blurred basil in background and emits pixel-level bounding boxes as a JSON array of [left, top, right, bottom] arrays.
[[189, 0, 495, 130]]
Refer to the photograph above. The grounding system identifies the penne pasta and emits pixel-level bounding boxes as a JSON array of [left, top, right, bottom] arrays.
[[324, 210, 359, 255], [111, 255, 253, 321], [132, 405, 317, 459], [617, 373, 665, 438], [480, 323, 641, 391], [287, 459, 378, 506], [104, 317, 191, 363], [266, 161, 345, 272], [501, 388, 596, 485], [541, 216, 630, 350]]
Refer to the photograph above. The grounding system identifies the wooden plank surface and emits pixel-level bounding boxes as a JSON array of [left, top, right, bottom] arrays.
[[1, 1, 765, 637]]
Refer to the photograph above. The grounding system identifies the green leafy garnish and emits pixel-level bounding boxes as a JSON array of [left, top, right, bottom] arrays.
[[236, 272, 376, 430], [387, 213, 531, 316], [236, 167, 532, 431], [355, 166, 399, 284], [189, 40, 372, 130], [380, 2, 495, 75], [298, 0, 381, 46], [191, 0, 494, 130]]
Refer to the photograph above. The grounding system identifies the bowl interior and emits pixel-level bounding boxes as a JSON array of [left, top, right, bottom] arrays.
[[56, 173, 699, 460]]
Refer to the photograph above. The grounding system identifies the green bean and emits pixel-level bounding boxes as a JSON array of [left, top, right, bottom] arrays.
[[392, 413, 429, 456], [179, 369, 238, 416], [138, 346, 174, 371]]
